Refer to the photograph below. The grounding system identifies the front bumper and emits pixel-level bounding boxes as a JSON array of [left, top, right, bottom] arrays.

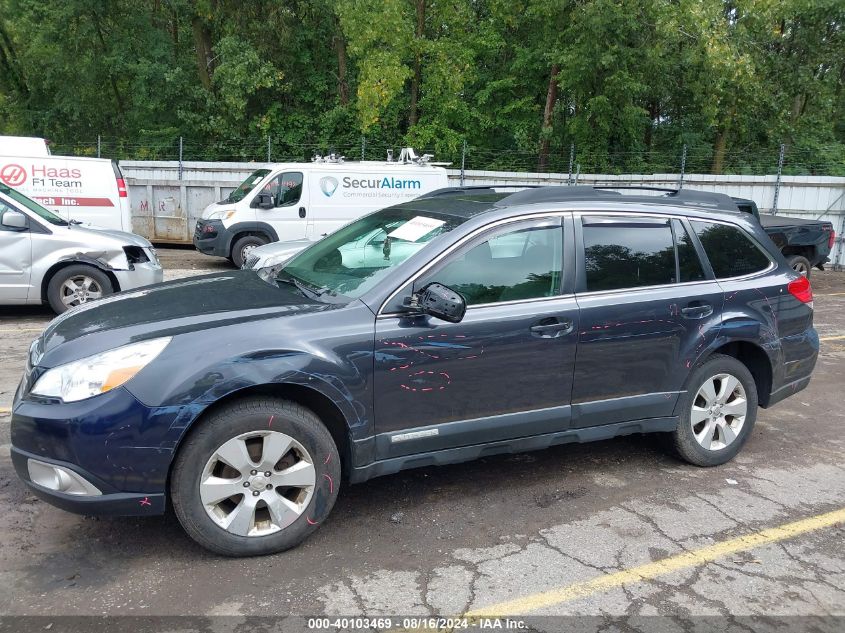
[[10, 385, 184, 516], [113, 261, 163, 291], [193, 219, 230, 258], [11, 447, 165, 516]]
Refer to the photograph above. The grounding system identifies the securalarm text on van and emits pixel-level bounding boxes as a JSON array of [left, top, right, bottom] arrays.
[[341, 176, 421, 190]]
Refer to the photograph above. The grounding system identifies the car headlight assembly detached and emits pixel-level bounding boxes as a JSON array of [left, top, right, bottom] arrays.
[[31, 337, 172, 402]]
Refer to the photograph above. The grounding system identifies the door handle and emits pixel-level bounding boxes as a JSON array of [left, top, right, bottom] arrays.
[[299, 207, 306, 218], [680, 303, 713, 319], [530, 317, 574, 338]]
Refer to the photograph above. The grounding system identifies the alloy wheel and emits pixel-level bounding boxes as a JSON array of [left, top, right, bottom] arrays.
[[60, 275, 103, 308], [690, 373, 748, 451], [200, 430, 316, 537]]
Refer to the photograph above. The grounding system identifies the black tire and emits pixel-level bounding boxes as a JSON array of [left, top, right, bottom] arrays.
[[669, 354, 758, 467], [171, 397, 341, 557], [46, 264, 114, 314], [231, 234, 268, 268], [786, 255, 812, 278]]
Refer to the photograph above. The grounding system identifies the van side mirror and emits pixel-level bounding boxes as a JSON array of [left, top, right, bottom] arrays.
[[1, 210, 27, 230], [254, 193, 274, 210], [404, 283, 466, 323]]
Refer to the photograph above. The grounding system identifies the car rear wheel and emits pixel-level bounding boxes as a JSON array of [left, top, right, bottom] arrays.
[[787, 255, 812, 277], [669, 354, 757, 467], [231, 235, 268, 268], [171, 397, 340, 556], [46, 264, 114, 314]]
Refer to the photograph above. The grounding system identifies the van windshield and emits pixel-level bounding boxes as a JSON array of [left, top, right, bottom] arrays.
[[224, 169, 271, 203], [0, 185, 68, 226], [278, 207, 467, 300]]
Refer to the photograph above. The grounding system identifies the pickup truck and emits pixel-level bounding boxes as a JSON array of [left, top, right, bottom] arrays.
[[733, 198, 835, 277]]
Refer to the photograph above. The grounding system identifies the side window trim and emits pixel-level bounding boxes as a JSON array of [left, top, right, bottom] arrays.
[[574, 212, 716, 294], [679, 217, 716, 280]]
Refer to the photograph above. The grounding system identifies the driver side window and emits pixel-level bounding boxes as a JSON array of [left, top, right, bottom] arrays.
[[419, 220, 563, 306], [261, 172, 303, 207]]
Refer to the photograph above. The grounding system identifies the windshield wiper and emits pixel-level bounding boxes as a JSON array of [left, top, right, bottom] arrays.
[[276, 273, 331, 299]]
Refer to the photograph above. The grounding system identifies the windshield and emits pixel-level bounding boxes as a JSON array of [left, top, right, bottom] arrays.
[[279, 207, 468, 300], [0, 185, 68, 226], [224, 169, 271, 203]]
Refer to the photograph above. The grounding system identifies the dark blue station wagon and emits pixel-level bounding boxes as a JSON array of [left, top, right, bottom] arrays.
[[11, 186, 818, 556]]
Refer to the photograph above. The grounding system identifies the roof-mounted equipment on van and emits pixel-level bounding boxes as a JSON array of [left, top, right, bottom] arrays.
[[392, 147, 452, 167], [312, 152, 346, 164]]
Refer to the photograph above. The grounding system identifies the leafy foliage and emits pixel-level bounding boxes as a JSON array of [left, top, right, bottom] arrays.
[[0, 0, 842, 174]]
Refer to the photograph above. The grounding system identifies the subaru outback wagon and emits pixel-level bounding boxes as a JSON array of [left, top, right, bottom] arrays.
[[11, 186, 818, 556]]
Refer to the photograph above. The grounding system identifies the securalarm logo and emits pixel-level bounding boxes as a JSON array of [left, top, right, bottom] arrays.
[[0, 163, 27, 187], [319, 176, 338, 197]]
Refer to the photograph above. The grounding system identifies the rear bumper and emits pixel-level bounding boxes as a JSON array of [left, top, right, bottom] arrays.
[[767, 328, 818, 407], [11, 447, 165, 516]]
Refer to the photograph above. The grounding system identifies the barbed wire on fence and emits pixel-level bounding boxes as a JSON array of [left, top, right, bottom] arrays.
[[42, 137, 845, 177]]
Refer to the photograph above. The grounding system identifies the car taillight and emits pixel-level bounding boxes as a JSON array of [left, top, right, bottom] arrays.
[[827, 228, 836, 250], [116, 178, 128, 198], [788, 275, 813, 304]]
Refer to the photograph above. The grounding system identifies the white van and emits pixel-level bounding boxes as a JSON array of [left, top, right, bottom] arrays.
[[0, 139, 131, 232], [0, 136, 51, 156], [193, 151, 449, 267]]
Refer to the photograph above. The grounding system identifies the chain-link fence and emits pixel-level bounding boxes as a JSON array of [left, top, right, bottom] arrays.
[[46, 137, 845, 178]]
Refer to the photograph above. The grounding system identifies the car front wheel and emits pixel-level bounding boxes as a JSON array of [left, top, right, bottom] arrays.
[[171, 397, 341, 556], [46, 264, 114, 314], [669, 354, 758, 467]]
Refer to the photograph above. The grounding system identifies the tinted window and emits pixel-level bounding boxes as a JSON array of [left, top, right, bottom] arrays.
[[424, 223, 562, 305], [673, 219, 706, 282], [261, 172, 303, 207], [583, 220, 675, 291], [691, 221, 770, 278]]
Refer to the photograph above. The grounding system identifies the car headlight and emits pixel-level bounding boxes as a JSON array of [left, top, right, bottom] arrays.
[[31, 337, 172, 402], [205, 209, 235, 220]]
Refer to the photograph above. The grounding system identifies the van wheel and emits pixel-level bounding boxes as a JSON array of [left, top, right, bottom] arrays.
[[171, 397, 341, 557], [669, 354, 757, 467], [786, 255, 812, 278], [231, 235, 268, 268], [46, 264, 114, 314]]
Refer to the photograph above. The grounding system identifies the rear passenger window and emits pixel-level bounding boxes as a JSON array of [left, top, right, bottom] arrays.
[[583, 220, 676, 291], [690, 221, 770, 278], [673, 219, 706, 283]]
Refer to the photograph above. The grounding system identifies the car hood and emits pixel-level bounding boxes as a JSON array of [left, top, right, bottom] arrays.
[[38, 270, 338, 363], [66, 222, 153, 248]]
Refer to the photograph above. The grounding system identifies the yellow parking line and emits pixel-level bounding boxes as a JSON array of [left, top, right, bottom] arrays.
[[817, 292, 845, 297], [0, 407, 9, 414], [466, 506, 845, 617], [821, 335, 845, 342]]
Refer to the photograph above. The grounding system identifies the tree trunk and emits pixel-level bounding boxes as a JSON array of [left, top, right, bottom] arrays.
[[0, 21, 28, 97], [408, 0, 425, 128], [191, 15, 214, 90], [91, 11, 125, 117], [644, 100, 658, 149], [334, 31, 349, 105], [711, 104, 737, 174], [537, 63, 560, 172]]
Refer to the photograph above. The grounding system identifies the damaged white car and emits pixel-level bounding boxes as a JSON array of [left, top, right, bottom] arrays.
[[0, 183, 163, 313]]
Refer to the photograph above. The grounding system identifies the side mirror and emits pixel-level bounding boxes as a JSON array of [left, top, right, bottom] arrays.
[[1, 210, 27, 230], [254, 193, 274, 210], [405, 282, 466, 323]]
